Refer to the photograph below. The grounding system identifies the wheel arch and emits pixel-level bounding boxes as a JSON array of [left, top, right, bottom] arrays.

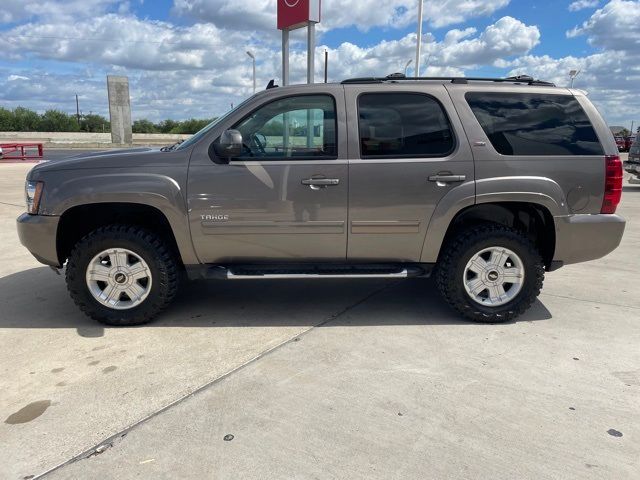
[[422, 201, 557, 268], [56, 202, 192, 266]]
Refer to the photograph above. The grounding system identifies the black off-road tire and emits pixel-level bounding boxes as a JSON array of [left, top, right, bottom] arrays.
[[66, 225, 180, 326], [435, 224, 544, 323]]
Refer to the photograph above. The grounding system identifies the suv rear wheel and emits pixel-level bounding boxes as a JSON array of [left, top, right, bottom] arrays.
[[436, 225, 544, 323], [66, 225, 179, 326]]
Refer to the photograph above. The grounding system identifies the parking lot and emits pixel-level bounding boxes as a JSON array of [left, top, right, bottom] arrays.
[[1, 157, 639, 479]]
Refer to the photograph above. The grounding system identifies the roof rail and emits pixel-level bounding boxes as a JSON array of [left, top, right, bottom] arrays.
[[341, 73, 555, 87]]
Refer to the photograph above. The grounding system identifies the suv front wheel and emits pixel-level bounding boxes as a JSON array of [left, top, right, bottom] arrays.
[[436, 225, 544, 323], [66, 225, 179, 326]]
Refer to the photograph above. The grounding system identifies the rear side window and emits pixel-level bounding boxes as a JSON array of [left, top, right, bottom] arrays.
[[358, 93, 455, 158], [466, 92, 603, 156]]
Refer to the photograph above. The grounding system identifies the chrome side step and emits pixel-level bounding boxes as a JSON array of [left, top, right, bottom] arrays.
[[186, 264, 433, 281], [226, 270, 410, 280]]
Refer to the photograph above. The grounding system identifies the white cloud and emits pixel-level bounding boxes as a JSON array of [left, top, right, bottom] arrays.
[[0, 0, 638, 127], [0, 15, 255, 71], [507, 50, 640, 124], [568, 0, 600, 11], [0, 0, 124, 24], [437, 17, 539, 67], [173, 0, 510, 33], [567, 0, 640, 52]]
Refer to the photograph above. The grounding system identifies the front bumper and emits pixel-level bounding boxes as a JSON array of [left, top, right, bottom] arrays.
[[16, 213, 61, 267], [553, 214, 625, 265]]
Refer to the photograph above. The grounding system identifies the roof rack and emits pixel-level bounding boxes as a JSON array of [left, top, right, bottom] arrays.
[[341, 73, 556, 87]]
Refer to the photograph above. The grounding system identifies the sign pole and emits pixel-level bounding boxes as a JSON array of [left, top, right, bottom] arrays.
[[415, 0, 424, 77], [307, 22, 315, 84], [282, 29, 290, 86]]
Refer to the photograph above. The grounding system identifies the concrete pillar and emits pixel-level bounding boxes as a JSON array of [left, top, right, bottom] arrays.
[[107, 76, 133, 145]]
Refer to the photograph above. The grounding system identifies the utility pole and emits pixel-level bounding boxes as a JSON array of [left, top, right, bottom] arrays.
[[324, 50, 328, 83], [246, 51, 256, 94], [75, 94, 80, 125], [415, 0, 424, 77], [404, 59, 413, 76]]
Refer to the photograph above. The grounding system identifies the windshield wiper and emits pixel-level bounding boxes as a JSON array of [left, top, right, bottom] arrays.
[[160, 140, 184, 152]]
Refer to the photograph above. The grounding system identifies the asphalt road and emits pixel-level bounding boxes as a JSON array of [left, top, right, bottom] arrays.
[[0, 162, 638, 480]]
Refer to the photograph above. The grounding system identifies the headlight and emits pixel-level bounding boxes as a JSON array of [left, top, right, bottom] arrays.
[[25, 180, 44, 214]]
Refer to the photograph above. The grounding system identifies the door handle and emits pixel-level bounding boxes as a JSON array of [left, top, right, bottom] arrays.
[[428, 174, 466, 183], [302, 178, 340, 190]]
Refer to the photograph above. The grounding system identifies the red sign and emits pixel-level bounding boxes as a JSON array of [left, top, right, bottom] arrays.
[[277, 0, 321, 31]]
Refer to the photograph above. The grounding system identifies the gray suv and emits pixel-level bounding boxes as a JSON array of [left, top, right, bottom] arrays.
[[17, 74, 626, 326]]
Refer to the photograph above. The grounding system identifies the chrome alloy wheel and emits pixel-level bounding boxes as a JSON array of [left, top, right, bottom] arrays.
[[85, 248, 152, 310], [463, 246, 525, 307]]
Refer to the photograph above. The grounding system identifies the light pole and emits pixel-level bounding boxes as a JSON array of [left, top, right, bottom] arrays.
[[246, 51, 256, 94], [415, 0, 424, 77], [404, 59, 413, 76], [569, 69, 581, 88]]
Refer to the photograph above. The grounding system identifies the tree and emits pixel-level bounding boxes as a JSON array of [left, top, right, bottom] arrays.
[[81, 113, 110, 133], [156, 119, 180, 133], [39, 110, 80, 132], [12, 107, 41, 131], [0, 107, 14, 131], [132, 119, 158, 133], [169, 118, 213, 134]]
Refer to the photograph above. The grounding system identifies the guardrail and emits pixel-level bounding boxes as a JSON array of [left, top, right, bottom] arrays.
[[0, 143, 44, 162]]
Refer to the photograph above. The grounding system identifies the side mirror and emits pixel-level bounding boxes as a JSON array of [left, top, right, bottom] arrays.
[[213, 129, 243, 160]]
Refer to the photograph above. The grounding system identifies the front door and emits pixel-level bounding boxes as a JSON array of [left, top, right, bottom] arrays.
[[345, 85, 475, 262], [187, 89, 348, 263]]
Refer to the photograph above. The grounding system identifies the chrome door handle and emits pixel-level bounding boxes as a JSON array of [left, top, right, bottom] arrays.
[[428, 175, 466, 183], [302, 178, 340, 190]]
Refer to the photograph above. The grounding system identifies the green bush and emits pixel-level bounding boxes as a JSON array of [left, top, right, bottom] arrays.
[[12, 107, 41, 131], [0, 106, 216, 134], [81, 114, 110, 133], [39, 110, 80, 132], [132, 119, 157, 134], [0, 107, 14, 131]]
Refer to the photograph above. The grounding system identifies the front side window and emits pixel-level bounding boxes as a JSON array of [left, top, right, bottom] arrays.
[[231, 95, 337, 160], [358, 93, 455, 158], [466, 92, 604, 156]]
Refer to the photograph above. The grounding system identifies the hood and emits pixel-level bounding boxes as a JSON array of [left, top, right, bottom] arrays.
[[28, 147, 184, 176]]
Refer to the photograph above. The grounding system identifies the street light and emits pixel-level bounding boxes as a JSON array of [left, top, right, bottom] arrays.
[[569, 69, 581, 88], [404, 59, 413, 76], [246, 51, 256, 94]]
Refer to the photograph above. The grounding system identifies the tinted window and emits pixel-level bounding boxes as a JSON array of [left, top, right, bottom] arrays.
[[466, 92, 603, 156], [358, 93, 455, 158], [231, 95, 337, 159]]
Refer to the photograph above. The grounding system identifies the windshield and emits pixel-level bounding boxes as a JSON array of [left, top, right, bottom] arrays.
[[175, 97, 255, 151]]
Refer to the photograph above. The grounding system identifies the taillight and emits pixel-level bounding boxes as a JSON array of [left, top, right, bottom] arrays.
[[601, 154, 623, 214]]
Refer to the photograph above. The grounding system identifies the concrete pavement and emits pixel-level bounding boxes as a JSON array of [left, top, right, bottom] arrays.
[[0, 162, 638, 479]]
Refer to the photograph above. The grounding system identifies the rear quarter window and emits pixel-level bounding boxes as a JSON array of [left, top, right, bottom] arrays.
[[466, 92, 604, 156]]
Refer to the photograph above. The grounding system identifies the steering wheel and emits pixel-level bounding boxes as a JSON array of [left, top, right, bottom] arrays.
[[250, 133, 268, 156]]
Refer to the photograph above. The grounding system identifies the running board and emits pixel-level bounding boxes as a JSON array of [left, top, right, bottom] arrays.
[[227, 270, 411, 280], [187, 264, 433, 281]]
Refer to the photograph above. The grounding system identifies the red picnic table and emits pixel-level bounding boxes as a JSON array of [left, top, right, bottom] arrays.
[[0, 143, 44, 162]]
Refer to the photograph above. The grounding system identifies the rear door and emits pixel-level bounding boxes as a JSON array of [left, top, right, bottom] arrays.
[[345, 84, 475, 262]]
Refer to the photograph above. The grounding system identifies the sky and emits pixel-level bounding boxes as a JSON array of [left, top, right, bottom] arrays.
[[0, 0, 638, 127]]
